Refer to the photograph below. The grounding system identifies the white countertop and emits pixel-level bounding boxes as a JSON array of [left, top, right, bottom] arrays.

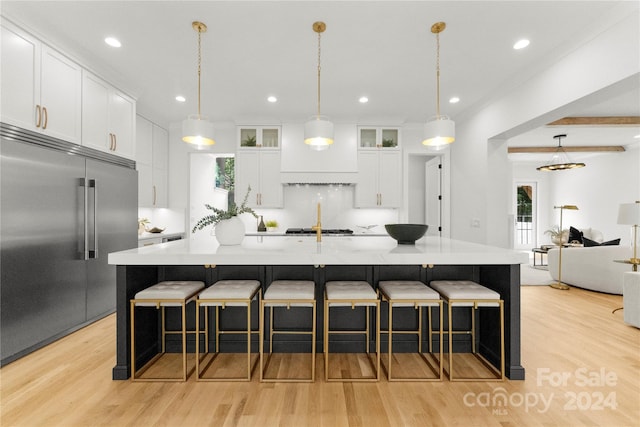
[[109, 235, 528, 266], [138, 231, 185, 241]]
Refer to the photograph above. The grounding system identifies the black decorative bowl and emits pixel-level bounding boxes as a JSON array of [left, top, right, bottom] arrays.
[[385, 224, 428, 244]]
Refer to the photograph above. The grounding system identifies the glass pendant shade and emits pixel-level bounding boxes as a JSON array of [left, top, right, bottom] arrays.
[[422, 116, 455, 147], [182, 115, 215, 146], [304, 115, 334, 151]]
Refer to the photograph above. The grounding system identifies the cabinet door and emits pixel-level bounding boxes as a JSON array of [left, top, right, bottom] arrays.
[[135, 115, 153, 165], [109, 91, 135, 159], [81, 72, 110, 151], [137, 163, 153, 207], [378, 151, 402, 207], [257, 151, 283, 207], [151, 125, 168, 207], [235, 151, 260, 207], [40, 45, 82, 143], [355, 151, 380, 207], [1, 22, 39, 131]]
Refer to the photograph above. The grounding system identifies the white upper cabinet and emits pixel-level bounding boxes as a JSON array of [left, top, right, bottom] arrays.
[[82, 71, 135, 159], [1, 20, 82, 143], [355, 150, 402, 208], [238, 126, 280, 149], [358, 127, 400, 149], [235, 150, 283, 208], [136, 115, 168, 207]]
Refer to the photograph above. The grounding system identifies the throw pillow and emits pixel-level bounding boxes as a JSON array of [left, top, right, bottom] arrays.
[[583, 237, 621, 247], [569, 226, 583, 244]]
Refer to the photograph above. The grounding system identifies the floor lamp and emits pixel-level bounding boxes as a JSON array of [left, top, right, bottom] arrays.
[[617, 201, 640, 272], [551, 205, 578, 290]]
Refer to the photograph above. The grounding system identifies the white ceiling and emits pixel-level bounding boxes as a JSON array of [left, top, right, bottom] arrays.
[[2, 1, 639, 155]]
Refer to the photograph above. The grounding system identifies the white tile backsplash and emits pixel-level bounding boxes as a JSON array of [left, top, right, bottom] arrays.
[[241, 185, 398, 233]]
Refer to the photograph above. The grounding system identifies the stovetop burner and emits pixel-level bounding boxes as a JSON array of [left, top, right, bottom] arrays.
[[285, 228, 354, 235]]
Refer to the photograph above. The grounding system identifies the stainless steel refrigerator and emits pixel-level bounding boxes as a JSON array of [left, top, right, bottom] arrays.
[[1, 124, 137, 365]]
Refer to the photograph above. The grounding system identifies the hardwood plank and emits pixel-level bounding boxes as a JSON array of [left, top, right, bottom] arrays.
[[0, 286, 638, 426]]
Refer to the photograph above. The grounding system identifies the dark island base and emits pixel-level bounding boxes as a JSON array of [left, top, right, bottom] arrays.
[[113, 264, 524, 380]]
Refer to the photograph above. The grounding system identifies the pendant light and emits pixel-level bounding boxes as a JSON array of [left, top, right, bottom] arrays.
[[422, 22, 455, 148], [182, 21, 215, 146], [304, 21, 334, 151], [536, 134, 586, 171]]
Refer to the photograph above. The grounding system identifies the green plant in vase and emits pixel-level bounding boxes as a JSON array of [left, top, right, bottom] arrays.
[[242, 135, 257, 147], [381, 138, 396, 147], [192, 186, 257, 233]]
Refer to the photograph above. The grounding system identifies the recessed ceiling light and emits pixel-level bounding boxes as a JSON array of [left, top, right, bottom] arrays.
[[104, 37, 121, 48], [359, 96, 369, 103], [513, 39, 530, 50], [267, 96, 277, 103], [449, 96, 460, 104], [175, 95, 186, 102]]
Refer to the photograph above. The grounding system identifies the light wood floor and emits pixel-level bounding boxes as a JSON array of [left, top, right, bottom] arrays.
[[1, 286, 639, 427]]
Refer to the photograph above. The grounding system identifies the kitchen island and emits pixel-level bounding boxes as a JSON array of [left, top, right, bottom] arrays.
[[109, 235, 528, 380]]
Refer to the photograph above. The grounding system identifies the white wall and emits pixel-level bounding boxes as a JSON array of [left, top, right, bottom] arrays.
[[451, 10, 639, 247], [512, 145, 640, 247]]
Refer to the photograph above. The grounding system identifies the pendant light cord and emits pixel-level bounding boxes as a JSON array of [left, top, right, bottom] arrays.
[[435, 30, 441, 118], [316, 30, 322, 118], [197, 26, 202, 119]]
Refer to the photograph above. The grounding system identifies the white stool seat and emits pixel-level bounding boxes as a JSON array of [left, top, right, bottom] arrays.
[[198, 280, 261, 307], [134, 281, 205, 306], [326, 281, 377, 306], [264, 280, 315, 307], [379, 281, 440, 307], [430, 280, 500, 307]]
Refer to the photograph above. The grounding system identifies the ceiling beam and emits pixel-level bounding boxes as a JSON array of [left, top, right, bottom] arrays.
[[508, 146, 626, 154], [547, 116, 640, 126]]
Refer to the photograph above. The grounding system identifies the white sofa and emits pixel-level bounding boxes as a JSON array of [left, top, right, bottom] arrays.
[[548, 246, 632, 294]]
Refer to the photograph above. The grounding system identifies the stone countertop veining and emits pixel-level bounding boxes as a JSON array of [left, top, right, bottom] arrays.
[[110, 235, 528, 266]]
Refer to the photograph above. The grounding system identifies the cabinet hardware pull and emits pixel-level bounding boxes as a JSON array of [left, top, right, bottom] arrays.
[[42, 107, 48, 129], [153, 185, 157, 205], [113, 134, 117, 150], [35, 105, 42, 128], [108, 134, 113, 150]]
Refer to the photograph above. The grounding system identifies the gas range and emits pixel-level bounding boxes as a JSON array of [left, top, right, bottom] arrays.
[[285, 228, 354, 235]]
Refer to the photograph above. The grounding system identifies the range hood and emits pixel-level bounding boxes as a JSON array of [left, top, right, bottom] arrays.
[[280, 123, 358, 184]]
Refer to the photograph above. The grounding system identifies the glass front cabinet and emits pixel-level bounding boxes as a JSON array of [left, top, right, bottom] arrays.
[[238, 126, 280, 149], [357, 127, 400, 149]]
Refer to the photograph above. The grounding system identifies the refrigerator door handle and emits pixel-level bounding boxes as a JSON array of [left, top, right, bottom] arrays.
[[79, 178, 89, 260], [88, 179, 98, 259]]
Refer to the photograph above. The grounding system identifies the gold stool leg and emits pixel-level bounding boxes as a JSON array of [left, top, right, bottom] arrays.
[[388, 301, 393, 380]]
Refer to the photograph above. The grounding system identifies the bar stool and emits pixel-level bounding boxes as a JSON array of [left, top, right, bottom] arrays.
[[429, 280, 504, 381], [378, 280, 443, 381], [260, 280, 316, 382], [195, 280, 261, 381], [130, 280, 205, 381], [324, 280, 380, 382]]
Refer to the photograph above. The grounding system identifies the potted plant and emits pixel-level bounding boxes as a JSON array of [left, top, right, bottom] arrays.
[[192, 186, 257, 245], [545, 225, 569, 246], [242, 135, 257, 147], [265, 219, 279, 232], [381, 138, 396, 147]]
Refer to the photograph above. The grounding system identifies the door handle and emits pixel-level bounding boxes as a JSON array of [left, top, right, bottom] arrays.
[[35, 105, 42, 128], [88, 179, 98, 258], [42, 107, 48, 130], [79, 178, 89, 260]]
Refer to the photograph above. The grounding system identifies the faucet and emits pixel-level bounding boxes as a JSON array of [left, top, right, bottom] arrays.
[[311, 202, 322, 242]]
